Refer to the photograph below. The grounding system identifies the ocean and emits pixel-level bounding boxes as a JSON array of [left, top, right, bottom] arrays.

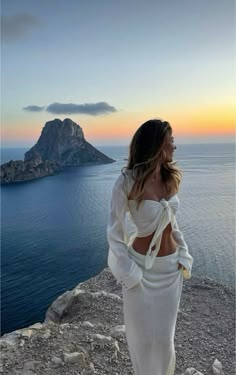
[[1, 143, 235, 335]]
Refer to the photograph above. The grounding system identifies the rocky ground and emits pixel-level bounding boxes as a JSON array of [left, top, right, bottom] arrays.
[[0, 267, 234, 375]]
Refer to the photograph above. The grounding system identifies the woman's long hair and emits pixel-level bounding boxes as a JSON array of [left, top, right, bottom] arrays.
[[122, 119, 182, 208]]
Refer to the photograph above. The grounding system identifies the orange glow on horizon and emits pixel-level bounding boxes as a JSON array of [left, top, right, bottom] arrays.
[[2, 105, 235, 144], [172, 105, 235, 136], [83, 107, 235, 139]]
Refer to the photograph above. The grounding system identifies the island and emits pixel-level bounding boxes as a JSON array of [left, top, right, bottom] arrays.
[[1, 118, 115, 184]]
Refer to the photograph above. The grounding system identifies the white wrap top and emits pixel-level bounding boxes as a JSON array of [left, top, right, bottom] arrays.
[[128, 194, 179, 270], [107, 169, 194, 290]]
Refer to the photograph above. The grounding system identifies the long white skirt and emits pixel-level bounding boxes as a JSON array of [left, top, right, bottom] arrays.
[[122, 246, 183, 375]]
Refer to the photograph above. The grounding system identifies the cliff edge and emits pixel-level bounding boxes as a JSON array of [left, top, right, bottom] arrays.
[[0, 268, 234, 375]]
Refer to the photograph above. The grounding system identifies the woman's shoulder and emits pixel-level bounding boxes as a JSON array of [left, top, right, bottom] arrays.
[[113, 169, 135, 196], [121, 168, 133, 177]]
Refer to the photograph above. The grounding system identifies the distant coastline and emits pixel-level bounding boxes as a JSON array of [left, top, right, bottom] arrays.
[[1, 141, 235, 165]]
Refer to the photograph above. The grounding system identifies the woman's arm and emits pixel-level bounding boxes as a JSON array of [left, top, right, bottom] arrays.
[[107, 173, 143, 290], [172, 218, 194, 279]]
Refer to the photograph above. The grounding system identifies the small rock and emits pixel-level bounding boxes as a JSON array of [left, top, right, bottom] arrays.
[[184, 368, 204, 375], [111, 340, 120, 362], [113, 340, 120, 352], [212, 358, 223, 375], [110, 325, 125, 338], [29, 323, 43, 330], [51, 356, 63, 367], [89, 362, 95, 372], [92, 291, 122, 301], [82, 321, 94, 328], [21, 329, 33, 338], [92, 333, 112, 342], [91, 334, 113, 350], [63, 352, 86, 366]]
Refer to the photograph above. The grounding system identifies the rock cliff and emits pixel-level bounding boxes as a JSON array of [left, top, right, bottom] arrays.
[[1, 119, 115, 184], [0, 269, 234, 375], [24, 118, 114, 166], [0, 157, 61, 185]]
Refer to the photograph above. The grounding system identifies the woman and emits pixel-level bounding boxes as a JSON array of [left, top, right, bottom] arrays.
[[107, 119, 193, 375]]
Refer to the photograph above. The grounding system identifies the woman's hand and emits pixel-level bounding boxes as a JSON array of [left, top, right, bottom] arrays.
[[178, 262, 186, 270]]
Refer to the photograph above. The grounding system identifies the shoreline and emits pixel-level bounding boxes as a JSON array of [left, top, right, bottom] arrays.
[[1, 268, 234, 375]]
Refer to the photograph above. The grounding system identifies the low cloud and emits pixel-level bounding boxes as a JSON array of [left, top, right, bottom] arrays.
[[1, 13, 40, 41], [23, 105, 45, 112], [46, 102, 117, 115], [23, 102, 117, 116]]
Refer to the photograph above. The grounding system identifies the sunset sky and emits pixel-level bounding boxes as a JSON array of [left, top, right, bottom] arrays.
[[1, 0, 235, 147]]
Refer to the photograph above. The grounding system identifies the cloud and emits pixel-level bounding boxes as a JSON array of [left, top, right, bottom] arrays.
[[23, 105, 45, 112], [1, 13, 40, 41], [46, 102, 117, 115], [23, 102, 118, 116]]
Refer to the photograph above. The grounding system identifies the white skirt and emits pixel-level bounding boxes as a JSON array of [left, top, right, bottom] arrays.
[[122, 246, 183, 375]]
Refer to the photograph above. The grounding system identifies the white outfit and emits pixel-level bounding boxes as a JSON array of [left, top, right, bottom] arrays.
[[123, 247, 183, 375], [106, 169, 194, 375]]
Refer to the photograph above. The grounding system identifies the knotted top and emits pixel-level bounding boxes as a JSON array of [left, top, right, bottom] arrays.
[[127, 194, 180, 269], [107, 170, 193, 289]]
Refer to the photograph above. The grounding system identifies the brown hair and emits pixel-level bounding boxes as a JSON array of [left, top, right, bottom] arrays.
[[122, 119, 182, 208]]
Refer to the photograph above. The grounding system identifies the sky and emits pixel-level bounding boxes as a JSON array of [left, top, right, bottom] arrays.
[[1, 0, 235, 147]]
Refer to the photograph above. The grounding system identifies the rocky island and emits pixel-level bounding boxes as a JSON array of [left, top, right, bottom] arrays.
[[0, 268, 234, 375], [1, 118, 115, 184]]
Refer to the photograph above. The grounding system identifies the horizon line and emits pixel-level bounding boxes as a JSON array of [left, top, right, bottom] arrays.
[[1, 141, 235, 149]]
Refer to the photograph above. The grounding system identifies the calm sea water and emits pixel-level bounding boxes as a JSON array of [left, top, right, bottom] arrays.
[[1, 144, 235, 335]]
